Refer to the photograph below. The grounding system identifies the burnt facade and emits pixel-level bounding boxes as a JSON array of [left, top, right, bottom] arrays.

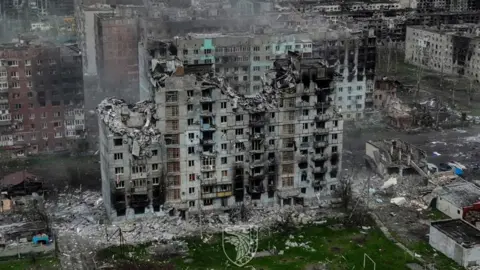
[[0, 41, 84, 156]]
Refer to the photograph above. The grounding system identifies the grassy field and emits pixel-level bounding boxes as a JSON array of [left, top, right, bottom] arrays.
[[0, 257, 59, 270], [96, 220, 460, 270]]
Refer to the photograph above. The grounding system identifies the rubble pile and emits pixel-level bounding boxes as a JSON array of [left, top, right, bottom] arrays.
[[47, 190, 105, 231], [149, 57, 183, 88], [46, 190, 341, 249], [97, 98, 161, 156], [203, 74, 281, 113], [284, 234, 316, 252]]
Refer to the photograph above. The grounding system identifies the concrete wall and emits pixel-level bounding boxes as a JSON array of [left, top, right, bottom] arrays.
[[429, 225, 464, 266], [429, 225, 480, 267], [84, 9, 113, 75], [365, 142, 386, 175], [464, 243, 480, 267], [436, 196, 463, 219]]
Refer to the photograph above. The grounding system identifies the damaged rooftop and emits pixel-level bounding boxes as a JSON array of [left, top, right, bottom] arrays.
[[97, 98, 161, 157]]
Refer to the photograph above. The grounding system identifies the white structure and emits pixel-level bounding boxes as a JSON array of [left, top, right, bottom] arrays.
[[436, 180, 480, 219], [31, 22, 52, 31], [430, 219, 480, 268]]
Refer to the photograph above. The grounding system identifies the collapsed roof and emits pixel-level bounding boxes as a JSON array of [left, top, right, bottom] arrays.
[[97, 98, 161, 157], [148, 48, 334, 113]]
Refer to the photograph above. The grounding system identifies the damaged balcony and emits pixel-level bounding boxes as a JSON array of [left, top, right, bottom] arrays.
[[201, 191, 217, 199], [249, 113, 267, 127], [250, 167, 265, 180], [315, 114, 331, 122], [312, 179, 326, 188], [217, 184, 233, 198], [217, 190, 233, 198], [200, 116, 216, 131], [200, 103, 215, 116], [129, 194, 149, 210], [200, 131, 215, 146], [311, 165, 328, 174], [330, 153, 340, 166], [248, 180, 265, 194], [298, 155, 308, 166], [250, 132, 265, 140], [200, 88, 213, 103], [201, 164, 215, 172], [314, 141, 328, 148], [250, 154, 267, 168], [201, 177, 217, 186], [311, 152, 328, 161]]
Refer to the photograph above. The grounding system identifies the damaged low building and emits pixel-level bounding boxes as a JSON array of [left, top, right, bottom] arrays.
[[435, 180, 480, 220], [430, 219, 480, 268], [98, 98, 164, 219], [365, 139, 428, 177], [100, 41, 344, 220]]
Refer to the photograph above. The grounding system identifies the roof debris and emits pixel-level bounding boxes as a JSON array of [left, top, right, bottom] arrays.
[[97, 98, 161, 157]]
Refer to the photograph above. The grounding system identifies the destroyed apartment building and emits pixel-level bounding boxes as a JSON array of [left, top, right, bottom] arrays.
[[99, 43, 344, 220], [365, 139, 428, 178]]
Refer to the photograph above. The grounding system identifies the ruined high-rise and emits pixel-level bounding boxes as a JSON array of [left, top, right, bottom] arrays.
[[98, 44, 344, 220]]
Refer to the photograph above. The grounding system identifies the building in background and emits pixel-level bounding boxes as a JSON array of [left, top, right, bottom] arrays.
[[0, 39, 84, 157], [405, 24, 480, 80], [75, 1, 145, 148], [94, 13, 139, 104]]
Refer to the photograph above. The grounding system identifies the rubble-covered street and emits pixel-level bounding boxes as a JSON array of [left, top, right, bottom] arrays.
[[344, 123, 480, 268]]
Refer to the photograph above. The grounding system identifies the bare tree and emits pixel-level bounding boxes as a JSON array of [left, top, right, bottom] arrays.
[[467, 78, 478, 106], [335, 174, 353, 211], [22, 196, 51, 232]]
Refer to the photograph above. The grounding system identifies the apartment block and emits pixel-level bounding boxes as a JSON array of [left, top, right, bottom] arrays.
[[0, 40, 84, 156], [405, 24, 480, 80], [100, 45, 344, 220]]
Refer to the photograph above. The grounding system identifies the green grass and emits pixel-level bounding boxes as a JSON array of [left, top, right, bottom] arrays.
[[98, 222, 435, 270], [175, 226, 419, 270], [0, 256, 59, 270], [427, 209, 450, 221], [408, 242, 462, 270]]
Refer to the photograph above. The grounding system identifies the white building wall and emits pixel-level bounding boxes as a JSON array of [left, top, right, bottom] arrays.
[[429, 225, 462, 264], [436, 196, 463, 219]]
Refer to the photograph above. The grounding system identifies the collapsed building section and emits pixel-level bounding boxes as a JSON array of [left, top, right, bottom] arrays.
[[98, 98, 164, 219], [365, 139, 428, 178]]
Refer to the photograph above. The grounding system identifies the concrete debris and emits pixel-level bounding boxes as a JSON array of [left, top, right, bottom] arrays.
[[149, 57, 184, 88], [285, 235, 316, 252], [390, 197, 407, 206], [47, 190, 342, 252], [381, 177, 397, 190], [97, 98, 161, 157]]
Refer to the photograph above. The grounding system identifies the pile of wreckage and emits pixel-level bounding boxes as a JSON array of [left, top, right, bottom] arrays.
[[364, 138, 472, 211], [45, 187, 341, 249], [97, 98, 161, 157], [382, 96, 462, 131]]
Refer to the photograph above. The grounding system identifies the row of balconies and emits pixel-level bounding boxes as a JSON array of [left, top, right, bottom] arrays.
[[201, 191, 233, 199]]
